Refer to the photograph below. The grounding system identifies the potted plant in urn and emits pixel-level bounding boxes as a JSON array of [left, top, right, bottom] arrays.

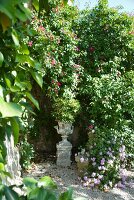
[[52, 97, 80, 167], [52, 97, 80, 123]]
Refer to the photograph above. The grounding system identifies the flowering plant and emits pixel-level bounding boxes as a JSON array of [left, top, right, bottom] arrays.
[[75, 148, 89, 163], [81, 126, 133, 190], [75, 148, 89, 177], [73, 1, 134, 190]]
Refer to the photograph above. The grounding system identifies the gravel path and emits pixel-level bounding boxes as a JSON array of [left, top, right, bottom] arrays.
[[23, 162, 134, 200]]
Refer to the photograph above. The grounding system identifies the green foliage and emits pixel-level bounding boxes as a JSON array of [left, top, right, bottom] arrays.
[[19, 138, 34, 169], [25, 4, 81, 100], [74, 1, 134, 189], [74, 0, 134, 142], [0, 0, 43, 181], [0, 176, 73, 200], [0, 0, 31, 32], [83, 125, 133, 190], [59, 188, 73, 200], [52, 98, 80, 122], [0, 0, 133, 193], [23, 1, 82, 125]]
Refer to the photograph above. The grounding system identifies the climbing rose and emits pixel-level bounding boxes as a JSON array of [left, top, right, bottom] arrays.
[[28, 41, 33, 47], [92, 162, 96, 166], [88, 125, 94, 129], [38, 25, 45, 31], [89, 47, 95, 52], [57, 82, 61, 87], [51, 59, 56, 65]]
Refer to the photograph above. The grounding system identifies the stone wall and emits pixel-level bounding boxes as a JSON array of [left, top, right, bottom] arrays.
[[4, 134, 22, 185]]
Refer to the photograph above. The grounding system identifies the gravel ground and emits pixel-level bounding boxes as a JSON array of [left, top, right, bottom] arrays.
[[23, 162, 134, 200]]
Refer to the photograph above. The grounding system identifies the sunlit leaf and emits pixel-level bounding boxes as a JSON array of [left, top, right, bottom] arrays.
[[10, 118, 19, 144], [15, 54, 35, 67], [0, 52, 4, 67], [4, 75, 12, 88], [19, 44, 30, 55], [23, 177, 37, 189], [0, 163, 5, 171], [28, 187, 56, 200], [38, 176, 57, 189], [11, 29, 20, 47], [33, 0, 39, 11], [4, 186, 19, 200], [0, 97, 22, 118]]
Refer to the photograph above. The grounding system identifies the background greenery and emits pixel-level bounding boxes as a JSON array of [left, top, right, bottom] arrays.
[[0, 0, 133, 194]]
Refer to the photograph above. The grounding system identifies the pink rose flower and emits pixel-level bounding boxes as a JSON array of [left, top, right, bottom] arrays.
[[89, 47, 95, 52], [51, 59, 56, 65], [88, 125, 94, 129], [38, 25, 45, 31], [28, 41, 33, 47], [57, 82, 61, 87]]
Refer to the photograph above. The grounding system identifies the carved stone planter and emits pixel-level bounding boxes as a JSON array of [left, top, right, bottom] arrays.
[[55, 122, 73, 167]]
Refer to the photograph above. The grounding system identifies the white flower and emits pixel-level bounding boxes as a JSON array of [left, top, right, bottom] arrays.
[[91, 172, 96, 177], [80, 157, 84, 163]]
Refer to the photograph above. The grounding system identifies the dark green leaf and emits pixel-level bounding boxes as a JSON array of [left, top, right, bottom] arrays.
[[59, 188, 73, 200], [0, 184, 4, 195], [25, 92, 39, 110], [31, 71, 43, 88], [0, 52, 4, 67], [28, 187, 56, 200], [4, 185, 19, 200]]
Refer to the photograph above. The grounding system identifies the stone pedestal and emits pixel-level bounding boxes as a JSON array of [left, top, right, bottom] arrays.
[[55, 122, 73, 167]]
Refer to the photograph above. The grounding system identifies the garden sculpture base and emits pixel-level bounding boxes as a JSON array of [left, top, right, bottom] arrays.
[[55, 122, 73, 167]]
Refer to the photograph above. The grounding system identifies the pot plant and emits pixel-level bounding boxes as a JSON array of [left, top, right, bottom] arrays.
[[52, 97, 80, 123], [52, 97, 80, 166]]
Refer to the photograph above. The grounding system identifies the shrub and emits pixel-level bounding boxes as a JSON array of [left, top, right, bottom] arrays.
[[19, 138, 34, 170], [80, 125, 133, 190], [74, 0, 134, 190]]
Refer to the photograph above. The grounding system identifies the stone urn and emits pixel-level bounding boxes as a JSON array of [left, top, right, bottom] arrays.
[[55, 122, 73, 167]]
